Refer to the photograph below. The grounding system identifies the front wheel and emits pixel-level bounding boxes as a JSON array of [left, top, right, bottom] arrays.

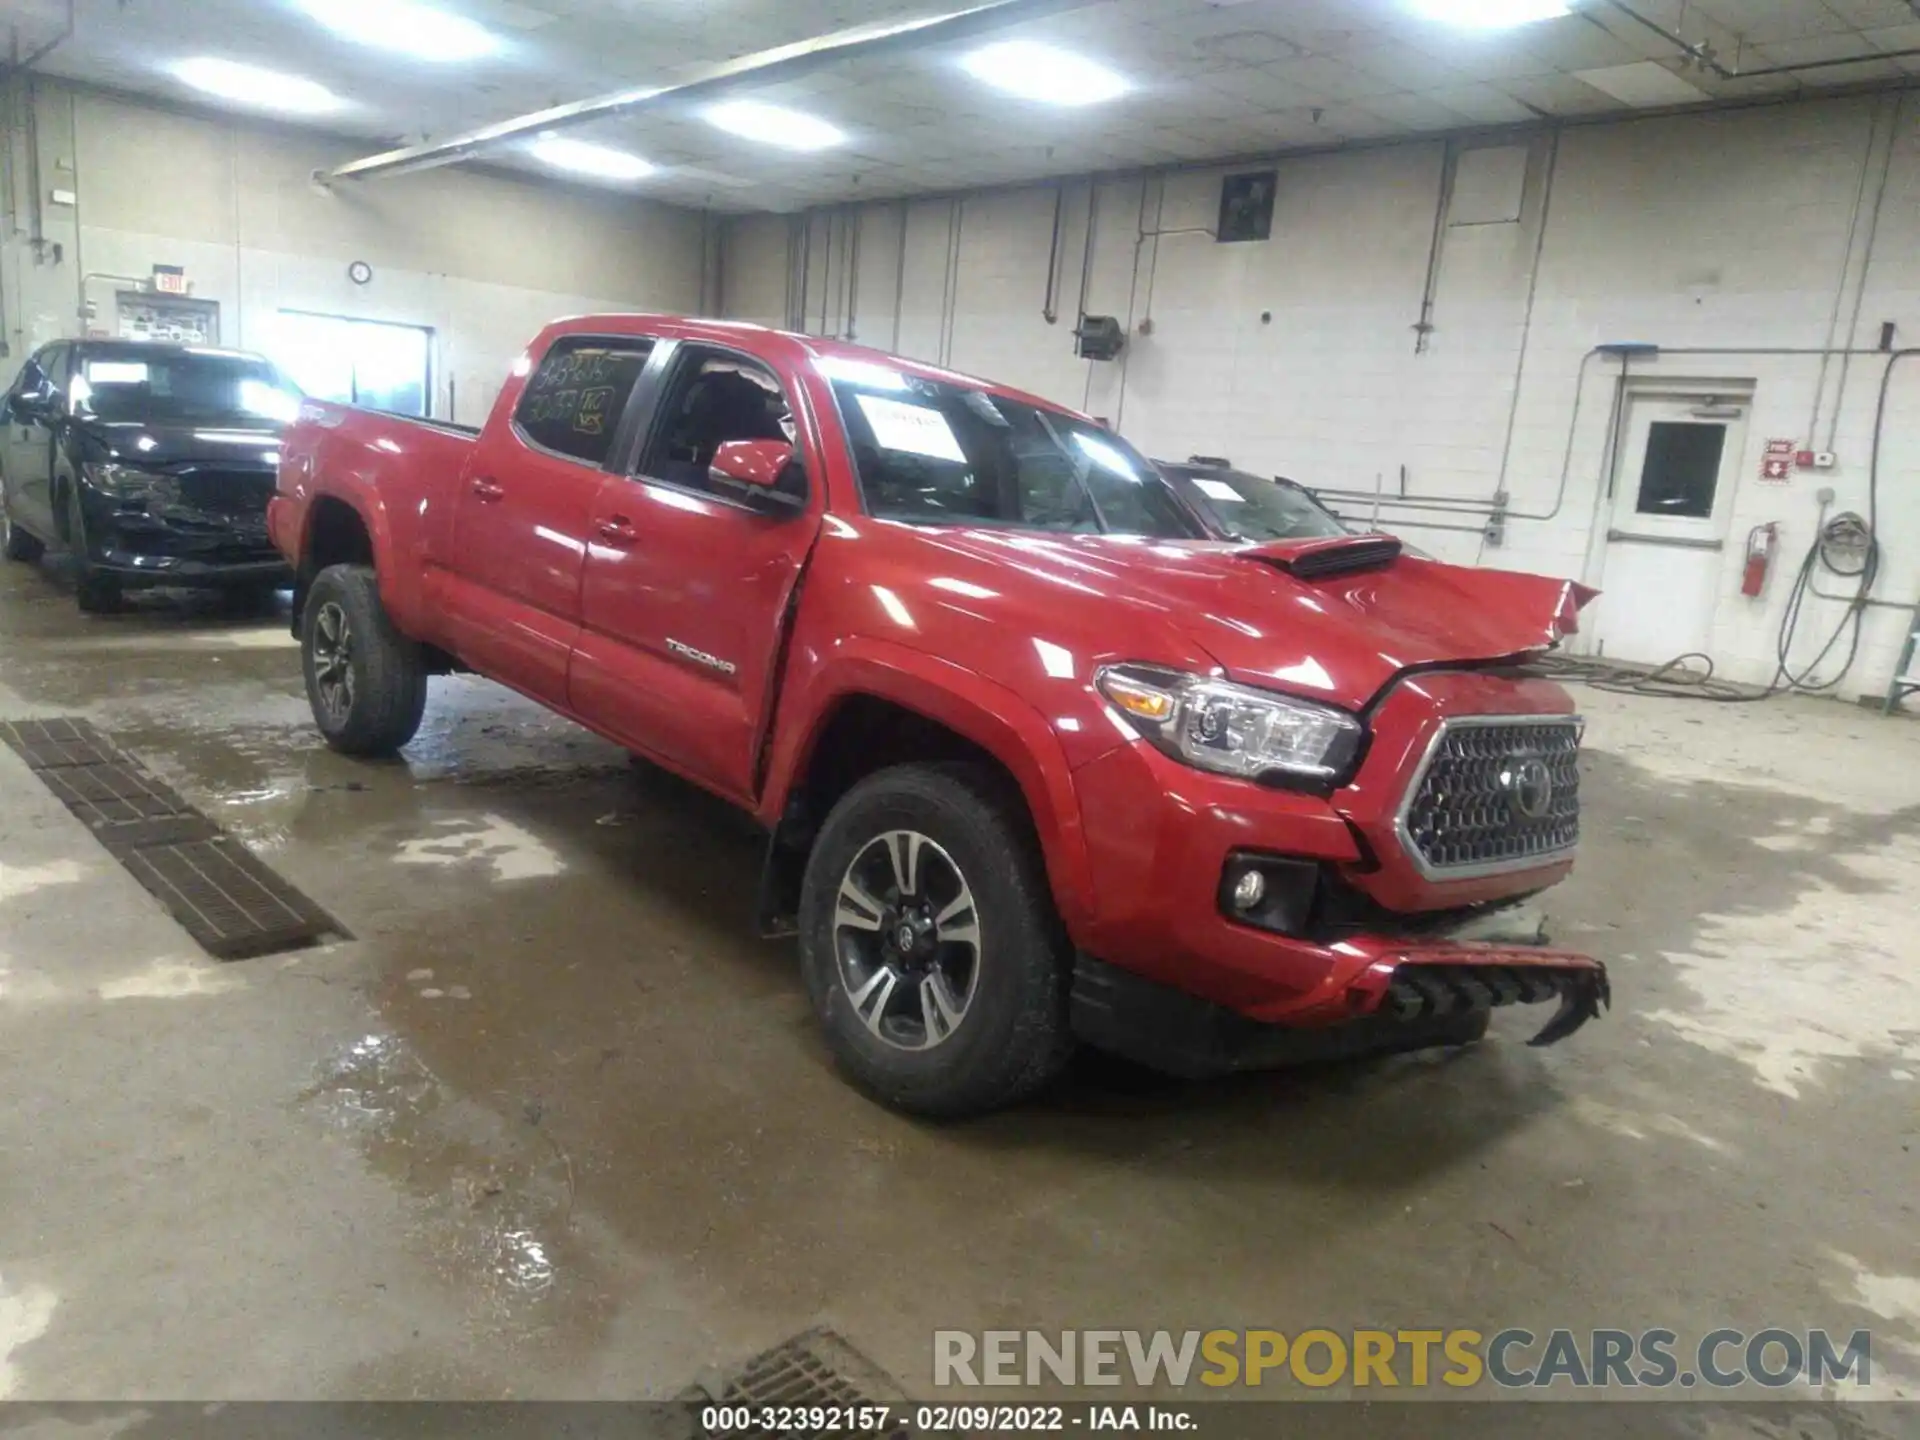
[[301, 563, 428, 756], [798, 763, 1073, 1117], [65, 489, 121, 613]]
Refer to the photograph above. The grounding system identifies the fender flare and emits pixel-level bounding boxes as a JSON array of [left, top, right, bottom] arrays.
[[764, 638, 1096, 932], [292, 477, 424, 631]]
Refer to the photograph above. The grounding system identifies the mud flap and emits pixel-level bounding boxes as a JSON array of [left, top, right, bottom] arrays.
[[1527, 965, 1611, 1047], [754, 830, 803, 940]]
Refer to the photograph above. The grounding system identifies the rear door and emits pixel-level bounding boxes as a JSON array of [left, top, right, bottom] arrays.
[[570, 341, 822, 801], [440, 335, 656, 707]]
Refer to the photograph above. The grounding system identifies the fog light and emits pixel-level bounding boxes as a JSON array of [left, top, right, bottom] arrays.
[[1218, 853, 1323, 937], [1231, 868, 1266, 911]]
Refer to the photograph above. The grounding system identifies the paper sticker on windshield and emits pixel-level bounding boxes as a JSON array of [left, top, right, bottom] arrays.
[[1193, 478, 1246, 503], [86, 362, 150, 384], [856, 393, 965, 462]]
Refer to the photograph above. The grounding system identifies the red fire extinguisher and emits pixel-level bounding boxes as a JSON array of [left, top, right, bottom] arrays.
[[1742, 522, 1778, 597]]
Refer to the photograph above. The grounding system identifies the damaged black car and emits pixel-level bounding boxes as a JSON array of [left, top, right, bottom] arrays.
[[1, 340, 299, 612]]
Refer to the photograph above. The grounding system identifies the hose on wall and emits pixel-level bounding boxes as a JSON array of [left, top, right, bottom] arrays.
[[1538, 508, 1882, 701]]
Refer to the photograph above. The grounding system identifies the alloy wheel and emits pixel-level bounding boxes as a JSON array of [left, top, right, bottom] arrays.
[[832, 829, 982, 1051], [310, 601, 356, 725]]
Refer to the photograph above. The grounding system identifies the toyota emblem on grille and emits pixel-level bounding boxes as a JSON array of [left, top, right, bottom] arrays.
[[1504, 758, 1554, 819]]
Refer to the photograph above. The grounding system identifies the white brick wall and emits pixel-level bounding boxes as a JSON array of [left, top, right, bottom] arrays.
[[721, 91, 1920, 699]]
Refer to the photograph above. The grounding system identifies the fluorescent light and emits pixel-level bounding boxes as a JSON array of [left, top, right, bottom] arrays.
[[169, 58, 346, 114], [529, 134, 654, 181], [293, 0, 499, 61], [959, 41, 1129, 105], [706, 101, 845, 151], [1406, 0, 1569, 28]]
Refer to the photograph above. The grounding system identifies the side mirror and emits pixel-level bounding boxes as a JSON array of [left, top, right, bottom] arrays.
[[9, 392, 44, 424], [709, 438, 804, 510]]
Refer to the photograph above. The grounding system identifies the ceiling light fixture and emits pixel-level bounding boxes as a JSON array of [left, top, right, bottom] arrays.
[[529, 134, 655, 181], [169, 57, 346, 114], [958, 40, 1129, 104], [293, 0, 500, 61], [1406, 0, 1570, 28], [705, 101, 846, 151]]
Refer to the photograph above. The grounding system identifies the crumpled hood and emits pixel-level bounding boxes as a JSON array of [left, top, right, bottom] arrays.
[[923, 530, 1595, 709]]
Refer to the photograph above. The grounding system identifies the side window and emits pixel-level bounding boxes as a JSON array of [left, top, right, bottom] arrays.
[[8, 350, 51, 406], [512, 336, 653, 467], [640, 349, 798, 498]]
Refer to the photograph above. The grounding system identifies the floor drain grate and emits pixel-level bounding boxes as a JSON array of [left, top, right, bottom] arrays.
[[695, 1328, 910, 1439], [0, 716, 129, 770], [3, 716, 348, 960], [39, 761, 219, 851]]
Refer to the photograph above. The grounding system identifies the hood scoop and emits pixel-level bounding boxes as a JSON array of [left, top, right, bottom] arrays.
[[1238, 534, 1403, 580]]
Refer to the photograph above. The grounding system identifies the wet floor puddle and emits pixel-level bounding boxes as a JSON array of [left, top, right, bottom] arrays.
[[296, 1028, 610, 1334]]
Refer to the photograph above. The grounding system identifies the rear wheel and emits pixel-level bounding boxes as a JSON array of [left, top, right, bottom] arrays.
[[798, 763, 1073, 1117], [301, 563, 428, 756]]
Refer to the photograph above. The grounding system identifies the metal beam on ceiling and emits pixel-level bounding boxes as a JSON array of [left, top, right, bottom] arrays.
[[320, 0, 1102, 184]]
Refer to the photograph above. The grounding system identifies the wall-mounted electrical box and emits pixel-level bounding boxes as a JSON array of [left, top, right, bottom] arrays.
[[1074, 314, 1126, 362]]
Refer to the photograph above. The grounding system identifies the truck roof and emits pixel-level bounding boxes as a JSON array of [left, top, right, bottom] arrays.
[[538, 313, 1086, 425]]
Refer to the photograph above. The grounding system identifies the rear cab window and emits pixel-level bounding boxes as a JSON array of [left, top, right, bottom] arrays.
[[513, 336, 655, 466]]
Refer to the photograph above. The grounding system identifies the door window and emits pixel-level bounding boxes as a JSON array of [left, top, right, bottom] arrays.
[[641, 349, 798, 499], [513, 336, 654, 467], [270, 312, 433, 417], [1634, 421, 1725, 520], [7, 350, 53, 417]]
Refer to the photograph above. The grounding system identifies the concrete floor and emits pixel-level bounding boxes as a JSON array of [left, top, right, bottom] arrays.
[[0, 555, 1916, 1419]]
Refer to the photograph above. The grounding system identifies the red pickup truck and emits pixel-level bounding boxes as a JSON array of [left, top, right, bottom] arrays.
[[271, 315, 1608, 1116]]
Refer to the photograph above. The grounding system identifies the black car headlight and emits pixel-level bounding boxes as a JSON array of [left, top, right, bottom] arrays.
[[1096, 663, 1363, 783], [84, 462, 163, 500]]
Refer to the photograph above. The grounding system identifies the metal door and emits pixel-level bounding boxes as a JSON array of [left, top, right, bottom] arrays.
[[1590, 389, 1748, 664]]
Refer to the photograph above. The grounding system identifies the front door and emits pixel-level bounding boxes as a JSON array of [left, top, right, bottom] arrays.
[[3, 346, 62, 537], [570, 343, 822, 802], [1590, 388, 1748, 664], [440, 334, 655, 706]]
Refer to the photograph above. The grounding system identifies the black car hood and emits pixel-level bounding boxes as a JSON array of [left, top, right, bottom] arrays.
[[79, 420, 283, 469]]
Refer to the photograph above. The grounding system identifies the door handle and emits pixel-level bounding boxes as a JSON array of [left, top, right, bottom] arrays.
[[470, 476, 505, 502], [596, 516, 637, 547]]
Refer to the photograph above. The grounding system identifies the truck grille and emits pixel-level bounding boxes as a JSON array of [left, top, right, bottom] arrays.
[[1399, 717, 1581, 878]]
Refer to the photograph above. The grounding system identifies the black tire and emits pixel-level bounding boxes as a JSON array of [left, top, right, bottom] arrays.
[[300, 563, 428, 756], [222, 579, 285, 614], [64, 487, 122, 612], [2, 488, 43, 562], [798, 762, 1073, 1117]]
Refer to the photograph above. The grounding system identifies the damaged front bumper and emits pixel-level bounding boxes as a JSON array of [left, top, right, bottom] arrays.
[[1070, 906, 1609, 1079], [81, 491, 289, 586]]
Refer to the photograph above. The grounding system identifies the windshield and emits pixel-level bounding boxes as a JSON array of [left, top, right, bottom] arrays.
[[831, 371, 1199, 538], [72, 349, 302, 427], [1164, 465, 1349, 543]]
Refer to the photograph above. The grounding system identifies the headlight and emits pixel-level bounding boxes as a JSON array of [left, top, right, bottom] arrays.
[[1096, 664, 1363, 783], [84, 462, 161, 499]]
